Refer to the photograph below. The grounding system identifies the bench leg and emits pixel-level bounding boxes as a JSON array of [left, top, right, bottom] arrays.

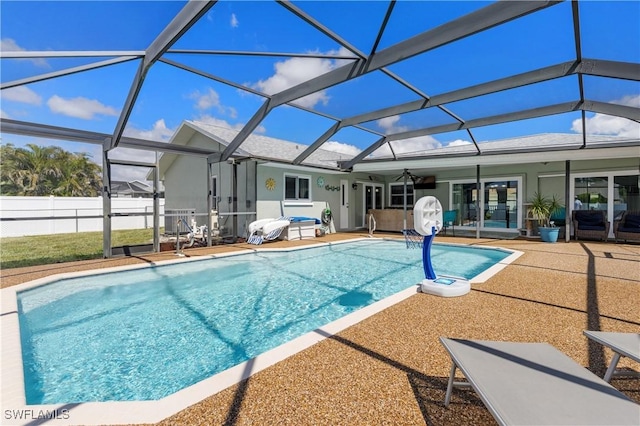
[[604, 352, 621, 382], [444, 363, 456, 407]]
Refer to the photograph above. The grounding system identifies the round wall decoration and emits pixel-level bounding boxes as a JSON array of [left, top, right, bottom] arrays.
[[317, 176, 325, 187], [265, 177, 276, 191]]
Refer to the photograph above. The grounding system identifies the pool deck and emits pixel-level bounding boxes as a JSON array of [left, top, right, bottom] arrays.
[[1, 232, 639, 425]]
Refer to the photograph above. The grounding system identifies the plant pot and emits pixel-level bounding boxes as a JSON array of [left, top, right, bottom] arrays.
[[539, 227, 560, 243]]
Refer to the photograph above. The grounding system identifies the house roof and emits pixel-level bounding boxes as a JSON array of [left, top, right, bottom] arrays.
[[188, 121, 354, 167], [158, 120, 638, 178], [111, 179, 163, 194]]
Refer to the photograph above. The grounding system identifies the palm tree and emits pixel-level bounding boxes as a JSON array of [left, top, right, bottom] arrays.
[[53, 151, 102, 197], [0, 143, 102, 196]]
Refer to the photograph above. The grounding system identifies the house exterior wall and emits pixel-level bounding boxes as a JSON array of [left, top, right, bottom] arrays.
[[255, 164, 349, 231], [164, 154, 208, 215], [162, 129, 638, 237], [382, 157, 637, 211], [163, 134, 261, 237]]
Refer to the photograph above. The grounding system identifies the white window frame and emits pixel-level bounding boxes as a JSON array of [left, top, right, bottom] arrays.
[[389, 182, 414, 207], [283, 173, 312, 204]]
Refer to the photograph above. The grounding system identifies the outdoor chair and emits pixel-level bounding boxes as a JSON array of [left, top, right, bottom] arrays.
[[572, 210, 610, 241], [247, 217, 290, 245], [439, 337, 640, 425], [614, 210, 640, 243], [442, 210, 457, 236]]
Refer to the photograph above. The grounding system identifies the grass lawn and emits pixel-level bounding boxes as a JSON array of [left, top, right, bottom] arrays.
[[0, 229, 160, 269]]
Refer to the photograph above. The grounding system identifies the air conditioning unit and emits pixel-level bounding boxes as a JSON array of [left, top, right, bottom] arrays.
[[165, 209, 195, 235]]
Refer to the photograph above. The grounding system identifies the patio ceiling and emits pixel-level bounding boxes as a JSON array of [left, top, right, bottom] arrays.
[[1, 0, 638, 173]]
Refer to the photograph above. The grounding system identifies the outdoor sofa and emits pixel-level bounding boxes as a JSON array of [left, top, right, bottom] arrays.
[[614, 210, 640, 243], [572, 210, 610, 241]]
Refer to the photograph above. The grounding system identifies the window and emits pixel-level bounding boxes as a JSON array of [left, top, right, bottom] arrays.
[[451, 177, 522, 229], [389, 183, 413, 207], [284, 174, 311, 201]]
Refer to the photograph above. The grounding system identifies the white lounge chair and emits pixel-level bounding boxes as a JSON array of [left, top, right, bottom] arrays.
[[247, 217, 290, 245], [440, 337, 640, 425], [583, 331, 640, 382]]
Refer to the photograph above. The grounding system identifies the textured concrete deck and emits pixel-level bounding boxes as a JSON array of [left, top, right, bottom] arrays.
[[1, 233, 639, 425]]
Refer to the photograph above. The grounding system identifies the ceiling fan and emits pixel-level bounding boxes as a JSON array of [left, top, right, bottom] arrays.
[[393, 169, 420, 183]]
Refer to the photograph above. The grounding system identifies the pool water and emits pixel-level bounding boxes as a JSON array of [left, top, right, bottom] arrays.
[[18, 239, 510, 404]]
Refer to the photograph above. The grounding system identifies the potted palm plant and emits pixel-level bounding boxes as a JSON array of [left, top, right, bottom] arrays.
[[529, 192, 563, 242]]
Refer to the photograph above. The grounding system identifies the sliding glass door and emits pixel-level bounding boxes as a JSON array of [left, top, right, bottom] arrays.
[[572, 171, 640, 237], [484, 180, 519, 229], [451, 177, 522, 230]]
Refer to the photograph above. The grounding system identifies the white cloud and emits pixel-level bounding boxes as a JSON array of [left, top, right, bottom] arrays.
[[1, 86, 43, 105], [322, 140, 362, 157], [0, 109, 9, 119], [47, 95, 119, 120], [571, 94, 640, 138], [230, 13, 239, 28], [124, 119, 174, 142], [370, 114, 443, 157], [447, 139, 472, 146], [109, 146, 158, 181], [392, 135, 442, 154], [252, 47, 352, 108], [112, 119, 177, 181], [377, 115, 408, 133], [1, 38, 49, 68], [189, 87, 238, 119]]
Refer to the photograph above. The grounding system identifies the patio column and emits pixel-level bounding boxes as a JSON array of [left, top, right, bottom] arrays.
[[403, 169, 408, 230], [153, 152, 160, 253], [476, 164, 481, 239], [207, 160, 213, 247], [102, 147, 112, 258], [565, 160, 571, 242]]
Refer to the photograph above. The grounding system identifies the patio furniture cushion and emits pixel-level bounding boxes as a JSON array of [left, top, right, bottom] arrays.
[[619, 213, 640, 233], [574, 211, 606, 230]]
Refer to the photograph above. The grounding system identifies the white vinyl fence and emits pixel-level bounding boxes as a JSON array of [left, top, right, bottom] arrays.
[[0, 196, 165, 238]]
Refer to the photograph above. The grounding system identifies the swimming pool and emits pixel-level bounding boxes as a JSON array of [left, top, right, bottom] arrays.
[[17, 239, 512, 405]]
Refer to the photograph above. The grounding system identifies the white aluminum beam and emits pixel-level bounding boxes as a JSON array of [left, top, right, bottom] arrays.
[[110, 0, 216, 150], [368, 1, 561, 71], [386, 102, 580, 142], [0, 118, 218, 157], [340, 137, 388, 170], [293, 122, 342, 164], [1, 56, 138, 90], [0, 50, 144, 58], [583, 101, 640, 122], [578, 59, 640, 81]]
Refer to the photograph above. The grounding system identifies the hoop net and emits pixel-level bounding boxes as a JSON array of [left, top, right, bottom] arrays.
[[402, 229, 424, 249]]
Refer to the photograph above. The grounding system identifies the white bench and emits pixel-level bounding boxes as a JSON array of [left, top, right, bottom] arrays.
[[440, 337, 640, 425]]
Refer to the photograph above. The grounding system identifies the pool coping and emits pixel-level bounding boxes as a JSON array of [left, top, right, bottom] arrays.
[[0, 238, 522, 425]]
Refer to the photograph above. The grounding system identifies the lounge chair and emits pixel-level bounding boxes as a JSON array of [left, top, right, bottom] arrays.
[[572, 210, 610, 241], [246, 217, 290, 245], [583, 331, 640, 382], [439, 337, 640, 425], [614, 210, 640, 243]]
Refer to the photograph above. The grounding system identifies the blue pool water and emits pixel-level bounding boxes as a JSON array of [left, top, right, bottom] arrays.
[[18, 239, 510, 404]]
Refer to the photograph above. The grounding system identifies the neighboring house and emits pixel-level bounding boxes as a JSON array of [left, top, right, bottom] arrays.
[[111, 180, 164, 198], [157, 120, 639, 239]]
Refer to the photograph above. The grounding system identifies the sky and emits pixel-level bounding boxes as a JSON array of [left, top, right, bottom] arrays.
[[1, 0, 639, 182]]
